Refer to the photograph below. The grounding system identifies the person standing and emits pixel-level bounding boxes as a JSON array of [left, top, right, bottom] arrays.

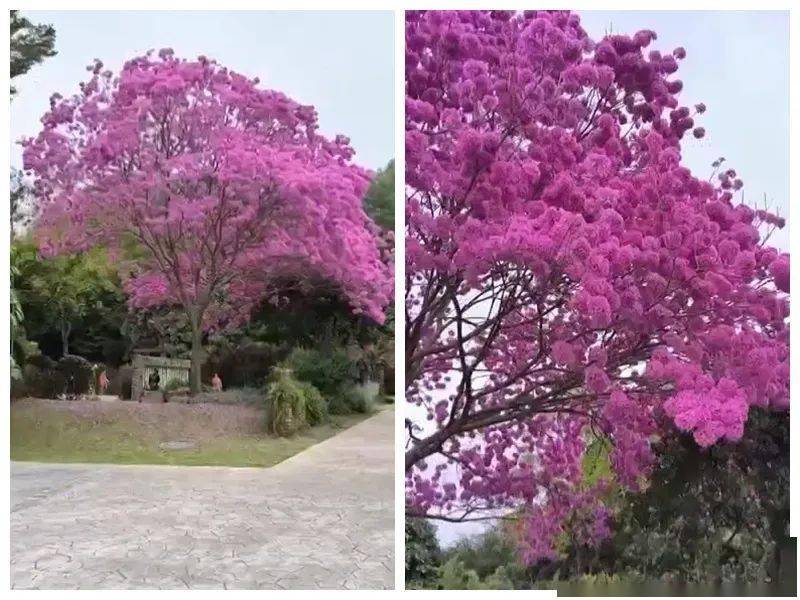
[[211, 372, 223, 392], [98, 369, 109, 394]]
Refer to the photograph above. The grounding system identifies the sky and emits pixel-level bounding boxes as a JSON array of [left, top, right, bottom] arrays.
[[432, 9, 790, 548], [10, 10, 395, 171]]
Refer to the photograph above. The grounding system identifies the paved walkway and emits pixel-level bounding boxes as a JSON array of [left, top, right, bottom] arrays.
[[11, 408, 395, 590]]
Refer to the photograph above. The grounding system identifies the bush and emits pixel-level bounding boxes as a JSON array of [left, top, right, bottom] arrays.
[[19, 363, 60, 398], [406, 518, 442, 588], [283, 346, 357, 397], [265, 368, 308, 436], [327, 390, 351, 415], [297, 381, 328, 425], [348, 385, 374, 413], [326, 386, 361, 415], [58, 355, 93, 394], [162, 378, 187, 392]]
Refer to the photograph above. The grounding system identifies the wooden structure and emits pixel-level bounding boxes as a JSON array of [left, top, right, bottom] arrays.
[[131, 354, 191, 401]]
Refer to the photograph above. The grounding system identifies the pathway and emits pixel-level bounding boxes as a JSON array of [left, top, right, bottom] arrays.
[[10, 408, 395, 589]]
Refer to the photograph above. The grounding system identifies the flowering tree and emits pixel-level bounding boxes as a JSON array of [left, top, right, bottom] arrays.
[[405, 10, 789, 563], [24, 50, 392, 392]]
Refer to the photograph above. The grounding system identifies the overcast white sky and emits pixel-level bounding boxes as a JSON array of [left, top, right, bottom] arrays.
[[432, 9, 790, 548], [10, 10, 395, 171]]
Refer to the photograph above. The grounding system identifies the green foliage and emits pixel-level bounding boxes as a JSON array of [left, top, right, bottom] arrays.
[[445, 526, 521, 580], [12, 239, 129, 361], [296, 380, 328, 426], [10, 245, 31, 381], [609, 409, 792, 584], [582, 436, 613, 487], [363, 159, 394, 230], [405, 518, 442, 588], [438, 557, 483, 589], [265, 368, 309, 436], [283, 346, 358, 398], [204, 339, 288, 389], [123, 305, 192, 360], [10, 10, 57, 97], [244, 289, 384, 349], [282, 345, 385, 415], [349, 385, 372, 413], [437, 558, 514, 590], [328, 383, 377, 414], [263, 369, 333, 434], [420, 411, 794, 591], [217, 285, 394, 400], [57, 354, 93, 394], [162, 378, 188, 393]]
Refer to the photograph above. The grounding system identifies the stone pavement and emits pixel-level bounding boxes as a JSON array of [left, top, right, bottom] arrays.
[[11, 408, 395, 590]]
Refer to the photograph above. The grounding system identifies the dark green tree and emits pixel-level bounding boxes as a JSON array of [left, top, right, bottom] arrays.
[[422, 411, 793, 592], [363, 159, 394, 230], [610, 410, 793, 586], [406, 517, 442, 589], [10, 10, 56, 97], [12, 239, 126, 360]]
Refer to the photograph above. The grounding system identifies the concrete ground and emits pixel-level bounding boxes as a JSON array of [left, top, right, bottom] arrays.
[[10, 408, 395, 590]]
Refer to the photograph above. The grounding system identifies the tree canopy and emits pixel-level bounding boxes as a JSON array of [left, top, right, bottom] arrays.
[[10, 10, 57, 97], [24, 50, 393, 392], [404, 10, 789, 564], [364, 159, 395, 230]]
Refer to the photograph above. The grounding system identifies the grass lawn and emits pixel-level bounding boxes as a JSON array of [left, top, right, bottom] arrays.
[[11, 398, 381, 468]]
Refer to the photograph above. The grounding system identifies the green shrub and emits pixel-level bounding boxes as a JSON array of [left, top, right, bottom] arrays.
[[20, 363, 60, 398], [58, 355, 93, 394], [348, 385, 373, 413], [283, 346, 357, 397], [297, 381, 328, 425], [326, 384, 376, 414], [327, 390, 351, 415], [162, 378, 187, 392], [265, 368, 308, 436]]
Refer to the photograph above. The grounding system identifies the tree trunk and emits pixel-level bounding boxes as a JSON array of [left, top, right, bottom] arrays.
[[189, 324, 203, 395], [61, 321, 71, 356], [189, 323, 203, 395]]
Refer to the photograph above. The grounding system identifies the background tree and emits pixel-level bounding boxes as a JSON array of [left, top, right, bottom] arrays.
[[609, 409, 792, 584], [404, 10, 789, 563], [12, 239, 119, 357], [405, 517, 443, 588], [24, 50, 392, 393], [410, 410, 793, 591], [10, 10, 56, 97], [10, 247, 31, 381], [363, 159, 395, 230], [10, 168, 38, 238], [10, 10, 57, 363]]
